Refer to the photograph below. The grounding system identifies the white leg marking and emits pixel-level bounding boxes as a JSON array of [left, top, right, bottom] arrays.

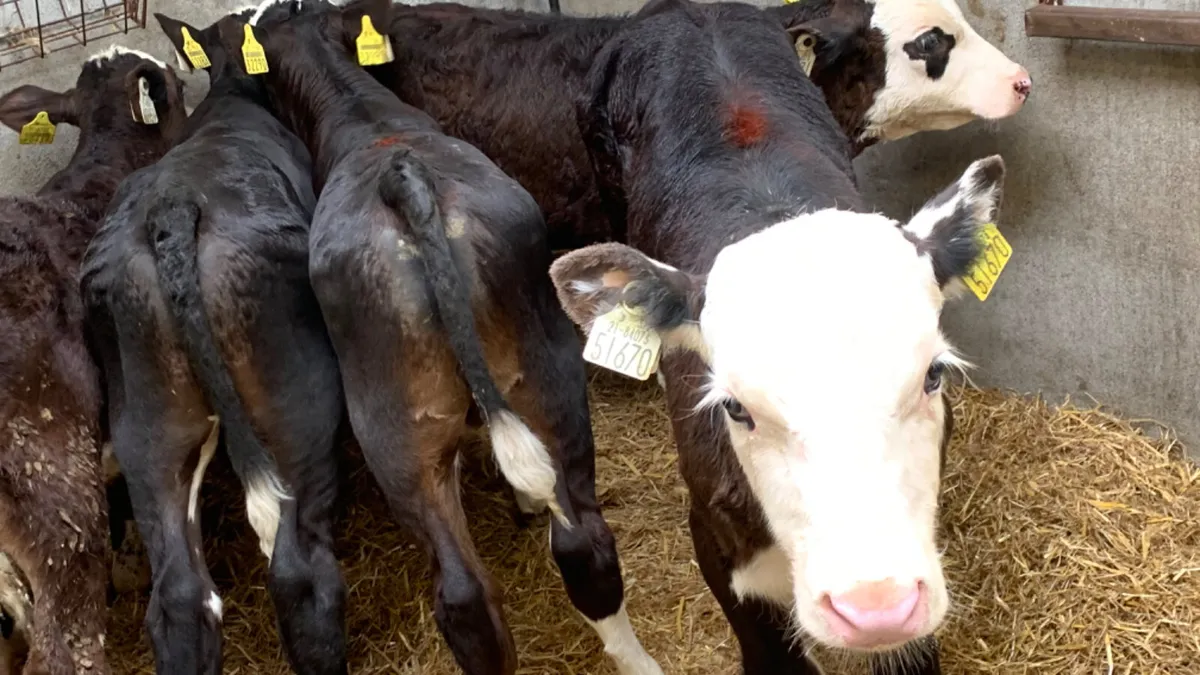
[[187, 416, 221, 525], [583, 604, 663, 675], [245, 475, 286, 561], [206, 591, 223, 621], [730, 545, 793, 606], [514, 489, 547, 516]]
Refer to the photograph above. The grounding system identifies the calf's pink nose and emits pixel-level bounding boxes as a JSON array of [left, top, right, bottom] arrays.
[[825, 580, 923, 648], [1012, 69, 1033, 99]]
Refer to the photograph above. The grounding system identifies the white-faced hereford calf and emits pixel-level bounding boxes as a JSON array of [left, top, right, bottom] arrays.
[[0, 47, 185, 674], [353, 0, 1028, 249], [217, 1, 659, 673], [552, 2, 1008, 673], [80, 10, 346, 675]]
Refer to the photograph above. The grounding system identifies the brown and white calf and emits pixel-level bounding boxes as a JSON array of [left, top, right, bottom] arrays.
[[81, 8, 347, 674], [351, 0, 1028, 249], [205, 0, 660, 673], [552, 1, 1007, 673], [0, 47, 185, 674]]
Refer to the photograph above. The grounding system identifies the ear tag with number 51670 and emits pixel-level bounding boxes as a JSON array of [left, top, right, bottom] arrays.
[[961, 223, 1012, 302], [583, 305, 662, 381]]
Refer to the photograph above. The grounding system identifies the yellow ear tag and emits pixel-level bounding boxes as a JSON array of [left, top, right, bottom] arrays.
[[18, 111, 56, 145], [133, 77, 158, 125], [783, 0, 801, 4], [962, 223, 1013, 302], [181, 26, 211, 69], [583, 305, 662, 381], [356, 15, 394, 67], [794, 32, 816, 76], [241, 24, 269, 75]]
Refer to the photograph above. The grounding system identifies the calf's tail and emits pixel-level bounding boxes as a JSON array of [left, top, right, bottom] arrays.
[[377, 150, 566, 526], [146, 191, 287, 544]]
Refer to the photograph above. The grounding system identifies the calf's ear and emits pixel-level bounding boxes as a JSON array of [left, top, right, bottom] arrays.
[[123, 60, 184, 127], [549, 243, 707, 354], [784, 13, 864, 75], [901, 155, 1006, 288], [0, 85, 78, 131], [154, 13, 211, 73]]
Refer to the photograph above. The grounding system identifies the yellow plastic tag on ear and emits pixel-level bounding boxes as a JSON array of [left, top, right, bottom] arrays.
[[181, 27, 211, 69], [962, 223, 1013, 302], [583, 305, 662, 381], [794, 33, 816, 76], [783, 0, 801, 4], [134, 77, 158, 125], [242, 24, 269, 75], [18, 111, 56, 145], [356, 15, 394, 67]]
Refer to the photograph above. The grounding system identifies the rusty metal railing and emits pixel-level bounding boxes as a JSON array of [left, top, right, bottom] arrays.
[[0, 0, 148, 71], [1026, 0, 1200, 48]]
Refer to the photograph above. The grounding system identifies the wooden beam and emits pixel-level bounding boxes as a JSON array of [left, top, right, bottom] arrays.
[[1025, 5, 1200, 48]]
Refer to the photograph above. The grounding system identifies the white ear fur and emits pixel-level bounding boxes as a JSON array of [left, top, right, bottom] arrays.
[[903, 155, 1004, 241]]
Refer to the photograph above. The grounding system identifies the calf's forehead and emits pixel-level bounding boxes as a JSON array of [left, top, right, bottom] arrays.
[[871, 0, 970, 39], [700, 212, 946, 390]]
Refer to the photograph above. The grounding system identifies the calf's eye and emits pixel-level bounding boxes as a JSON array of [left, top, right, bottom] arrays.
[[924, 362, 946, 394], [914, 31, 941, 53], [722, 398, 756, 431]]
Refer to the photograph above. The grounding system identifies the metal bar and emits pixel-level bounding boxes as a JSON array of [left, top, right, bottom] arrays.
[[35, 0, 44, 58], [80, 0, 85, 45], [1025, 5, 1200, 47]]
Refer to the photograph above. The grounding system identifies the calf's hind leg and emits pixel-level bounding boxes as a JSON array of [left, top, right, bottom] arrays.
[[112, 393, 222, 675], [493, 295, 661, 675], [339, 330, 516, 675]]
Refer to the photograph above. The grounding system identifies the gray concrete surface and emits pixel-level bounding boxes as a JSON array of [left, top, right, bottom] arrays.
[[1, 0, 1197, 452]]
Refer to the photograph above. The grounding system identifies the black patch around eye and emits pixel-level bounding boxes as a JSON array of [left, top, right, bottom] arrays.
[[902, 27, 956, 80]]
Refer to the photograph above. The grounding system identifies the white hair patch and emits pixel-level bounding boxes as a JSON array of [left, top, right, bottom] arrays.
[[87, 44, 168, 70]]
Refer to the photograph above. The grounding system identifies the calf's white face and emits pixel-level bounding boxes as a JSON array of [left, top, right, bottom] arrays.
[[866, 0, 1031, 141], [551, 155, 1006, 653]]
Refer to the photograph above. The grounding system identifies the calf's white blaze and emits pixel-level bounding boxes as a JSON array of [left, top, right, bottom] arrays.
[[700, 210, 951, 650], [867, 0, 1030, 141]]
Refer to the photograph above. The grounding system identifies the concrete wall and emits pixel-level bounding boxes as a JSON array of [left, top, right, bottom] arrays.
[[1, 0, 1197, 451]]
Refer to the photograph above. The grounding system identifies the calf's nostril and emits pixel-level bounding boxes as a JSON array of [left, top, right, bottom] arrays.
[[828, 580, 922, 634], [1014, 78, 1032, 98]]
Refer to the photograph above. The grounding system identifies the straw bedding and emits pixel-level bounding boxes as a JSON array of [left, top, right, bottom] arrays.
[[106, 368, 1199, 674]]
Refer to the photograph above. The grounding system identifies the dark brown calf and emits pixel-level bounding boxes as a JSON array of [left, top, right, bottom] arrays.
[[0, 47, 185, 674], [81, 10, 348, 675], [207, 1, 659, 673]]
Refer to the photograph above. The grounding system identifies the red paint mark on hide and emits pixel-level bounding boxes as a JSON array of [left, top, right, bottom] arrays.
[[725, 102, 768, 148], [373, 135, 403, 148]]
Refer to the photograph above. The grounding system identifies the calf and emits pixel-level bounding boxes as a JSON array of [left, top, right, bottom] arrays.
[[355, 0, 1028, 249], [551, 2, 1008, 673], [210, 1, 659, 673], [80, 9, 345, 675], [0, 47, 184, 674]]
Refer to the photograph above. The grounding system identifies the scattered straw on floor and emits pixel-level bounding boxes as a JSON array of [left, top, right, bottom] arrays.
[[107, 369, 1199, 674]]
